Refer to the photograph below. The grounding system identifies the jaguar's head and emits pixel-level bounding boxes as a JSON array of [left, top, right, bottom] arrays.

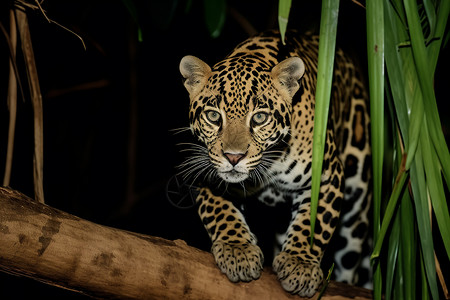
[[179, 54, 304, 183]]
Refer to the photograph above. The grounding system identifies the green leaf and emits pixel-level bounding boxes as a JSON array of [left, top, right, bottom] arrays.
[[422, 0, 436, 40], [410, 143, 440, 300], [203, 0, 226, 38], [122, 0, 143, 41], [367, 0, 385, 219], [399, 192, 416, 300], [389, 0, 407, 27], [385, 211, 400, 300], [383, 2, 411, 141], [426, 0, 449, 72], [310, 0, 339, 245], [278, 0, 292, 45], [317, 263, 334, 299], [383, 1, 447, 297], [420, 120, 450, 260], [404, 86, 423, 169], [366, 0, 384, 298], [404, 0, 450, 267], [394, 243, 405, 299], [404, 0, 450, 191], [419, 249, 431, 300], [371, 168, 407, 260]]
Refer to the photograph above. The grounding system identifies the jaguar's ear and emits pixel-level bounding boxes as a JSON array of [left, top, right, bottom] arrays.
[[180, 55, 211, 97], [271, 57, 305, 98]]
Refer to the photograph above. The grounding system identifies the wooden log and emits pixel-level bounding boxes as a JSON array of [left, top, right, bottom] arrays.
[[0, 187, 372, 299]]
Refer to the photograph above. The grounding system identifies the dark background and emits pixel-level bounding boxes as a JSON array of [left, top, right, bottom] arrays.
[[0, 0, 447, 298]]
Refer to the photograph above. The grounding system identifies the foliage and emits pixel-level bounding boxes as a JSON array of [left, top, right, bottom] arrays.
[[369, 0, 450, 299]]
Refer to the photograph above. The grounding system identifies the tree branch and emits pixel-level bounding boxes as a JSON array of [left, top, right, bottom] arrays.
[[0, 187, 371, 299]]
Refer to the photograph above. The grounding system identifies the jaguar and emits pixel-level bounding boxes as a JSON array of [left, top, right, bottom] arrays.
[[178, 30, 371, 297]]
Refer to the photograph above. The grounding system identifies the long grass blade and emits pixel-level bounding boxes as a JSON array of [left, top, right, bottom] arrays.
[[385, 211, 400, 300], [420, 249, 431, 300], [371, 165, 407, 260], [403, 2, 450, 294], [278, 0, 292, 45], [420, 120, 450, 259], [310, 0, 339, 245], [122, 0, 143, 42], [384, 1, 410, 140], [404, 0, 450, 192], [367, 0, 385, 227], [426, 0, 449, 74], [422, 0, 436, 40], [203, 0, 226, 38], [384, 108, 403, 300], [394, 242, 405, 299], [422, 0, 450, 191], [399, 191, 415, 300], [409, 144, 440, 300], [366, 0, 384, 298], [384, 0, 447, 297]]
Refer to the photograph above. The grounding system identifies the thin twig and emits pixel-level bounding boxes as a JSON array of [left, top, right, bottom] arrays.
[[15, 7, 45, 203], [45, 79, 110, 99], [14, 0, 86, 50], [350, 0, 365, 9], [3, 9, 18, 187], [0, 16, 26, 102], [33, 0, 86, 50], [434, 251, 449, 299]]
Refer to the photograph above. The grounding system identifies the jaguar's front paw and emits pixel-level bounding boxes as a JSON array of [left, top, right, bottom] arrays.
[[211, 240, 264, 282], [273, 251, 323, 298]]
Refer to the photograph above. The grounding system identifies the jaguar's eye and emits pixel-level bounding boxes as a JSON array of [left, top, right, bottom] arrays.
[[205, 110, 221, 124], [252, 112, 268, 126]]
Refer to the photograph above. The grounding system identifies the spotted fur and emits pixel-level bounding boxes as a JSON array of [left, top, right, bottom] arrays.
[[179, 30, 371, 297]]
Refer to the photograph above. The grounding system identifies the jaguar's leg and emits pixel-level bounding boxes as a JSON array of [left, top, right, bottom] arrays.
[[334, 93, 372, 286], [273, 156, 344, 297], [196, 187, 264, 282]]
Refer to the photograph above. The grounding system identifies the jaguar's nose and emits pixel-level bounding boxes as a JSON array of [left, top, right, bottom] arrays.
[[224, 152, 246, 166]]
